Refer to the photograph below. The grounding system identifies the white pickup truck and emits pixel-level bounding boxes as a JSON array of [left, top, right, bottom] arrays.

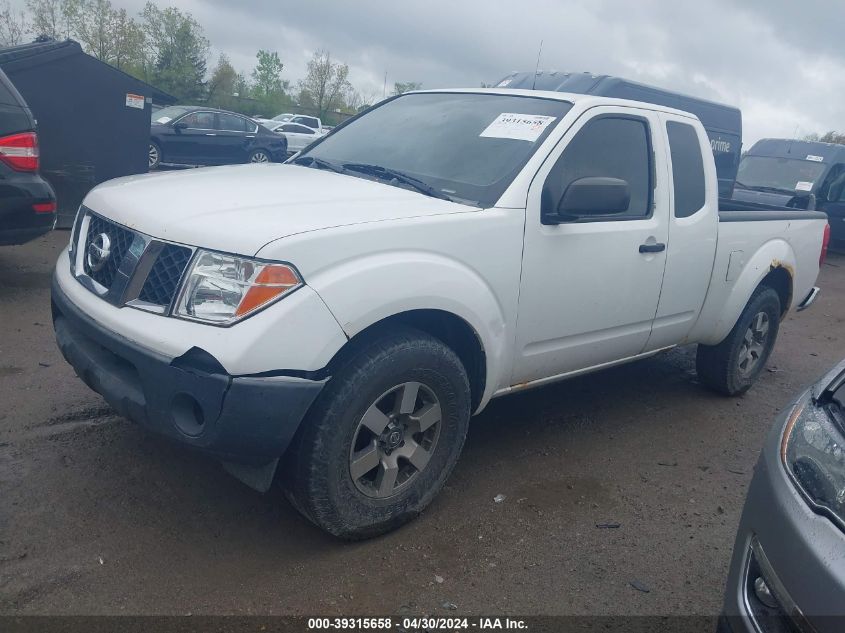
[[52, 89, 830, 539]]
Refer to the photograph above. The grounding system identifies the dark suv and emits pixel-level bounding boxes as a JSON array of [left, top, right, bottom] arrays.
[[149, 106, 288, 169], [0, 67, 56, 246]]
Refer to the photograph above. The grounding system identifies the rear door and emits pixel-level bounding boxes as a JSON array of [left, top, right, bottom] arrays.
[[645, 114, 719, 350], [512, 106, 670, 385], [215, 113, 256, 163]]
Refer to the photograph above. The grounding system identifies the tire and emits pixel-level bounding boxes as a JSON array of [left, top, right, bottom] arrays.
[[248, 149, 271, 163], [283, 327, 471, 540], [696, 286, 781, 396], [149, 141, 161, 170]]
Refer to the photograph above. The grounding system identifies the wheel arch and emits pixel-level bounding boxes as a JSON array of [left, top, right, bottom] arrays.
[[697, 239, 796, 346], [326, 309, 488, 414]]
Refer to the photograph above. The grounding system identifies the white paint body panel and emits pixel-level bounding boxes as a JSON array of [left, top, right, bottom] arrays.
[[62, 90, 828, 413]]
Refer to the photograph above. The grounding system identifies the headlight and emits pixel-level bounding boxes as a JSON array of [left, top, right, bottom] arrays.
[[175, 250, 301, 325], [782, 395, 845, 530]]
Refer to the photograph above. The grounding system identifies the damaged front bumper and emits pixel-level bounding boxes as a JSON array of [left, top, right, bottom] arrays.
[[51, 275, 325, 491]]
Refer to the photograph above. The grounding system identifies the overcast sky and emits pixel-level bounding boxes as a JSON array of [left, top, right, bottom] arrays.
[[15, 0, 844, 145]]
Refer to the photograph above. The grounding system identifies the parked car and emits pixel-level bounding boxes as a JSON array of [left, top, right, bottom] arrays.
[[732, 139, 845, 244], [720, 359, 845, 633], [148, 106, 287, 169], [289, 115, 326, 135], [52, 89, 828, 539], [271, 112, 296, 122], [0, 67, 55, 246], [264, 121, 320, 154]]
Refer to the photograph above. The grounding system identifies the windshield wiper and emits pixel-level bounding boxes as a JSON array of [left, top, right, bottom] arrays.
[[292, 155, 346, 175], [342, 163, 453, 201]]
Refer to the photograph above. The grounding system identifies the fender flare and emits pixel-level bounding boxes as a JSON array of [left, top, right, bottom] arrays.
[[307, 250, 510, 408], [698, 238, 796, 346]]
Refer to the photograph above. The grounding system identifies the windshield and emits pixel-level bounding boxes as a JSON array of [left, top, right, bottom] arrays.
[[152, 106, 192, 124], [272, 113, 294, 121], [737, 155, 827, 193], [298, 92, 571, 206]]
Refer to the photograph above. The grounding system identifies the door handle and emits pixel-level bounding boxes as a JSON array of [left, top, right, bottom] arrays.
[[639, 242, 666, 253], [205, 133, 217, 136]]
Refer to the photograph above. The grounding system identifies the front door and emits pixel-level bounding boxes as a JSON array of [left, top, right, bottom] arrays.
[[168, 111, 218, 165], [512, 107, 670, 385]]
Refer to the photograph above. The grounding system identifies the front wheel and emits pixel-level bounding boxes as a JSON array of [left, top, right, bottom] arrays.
[[283, 328, 471, 539], [696, 286, 781, 395]]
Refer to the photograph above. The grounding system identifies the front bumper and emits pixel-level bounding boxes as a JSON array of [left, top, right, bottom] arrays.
[[722, 396, 845, 633], [52, 275, 325, 481]]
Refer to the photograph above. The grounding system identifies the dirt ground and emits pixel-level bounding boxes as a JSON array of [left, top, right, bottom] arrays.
[[1, 230, 843, 617]]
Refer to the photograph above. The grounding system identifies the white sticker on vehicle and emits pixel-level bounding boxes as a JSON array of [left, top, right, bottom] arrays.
[[795, 181, 814, 191], [479, 113, 556, 142], [125, 93, 145, 109], [806, 154, 824, 162], [496, 78, 512, 87]]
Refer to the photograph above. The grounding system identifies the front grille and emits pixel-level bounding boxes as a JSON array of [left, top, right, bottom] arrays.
[[138, 244, 193, 306], [82, 214, 135, 289]]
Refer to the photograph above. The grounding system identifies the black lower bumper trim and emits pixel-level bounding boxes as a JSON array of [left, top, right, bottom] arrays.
[[51, 274, 325, 467]]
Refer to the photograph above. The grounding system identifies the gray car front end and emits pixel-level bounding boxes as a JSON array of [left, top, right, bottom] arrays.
[[721, 360, 845, 633]]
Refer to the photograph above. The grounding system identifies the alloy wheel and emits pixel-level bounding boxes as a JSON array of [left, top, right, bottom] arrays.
[[349, 381, 442, 499], [738, 311, 769, 375]]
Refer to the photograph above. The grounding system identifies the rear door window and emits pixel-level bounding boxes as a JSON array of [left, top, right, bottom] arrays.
[[217, 113, 248, 132], [666, 121, 706, 218]]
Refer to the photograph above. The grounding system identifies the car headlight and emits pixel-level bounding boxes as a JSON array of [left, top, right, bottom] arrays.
[[175, 250, 302, 325], [782, 393, 845, 530]]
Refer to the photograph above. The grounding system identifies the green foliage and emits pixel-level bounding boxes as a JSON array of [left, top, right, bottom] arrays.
[[249, 49, 293, 117], [393, 81, 422, 95], [0, 0, 28, 45], [805, 131, 845, 145], [11, 0, 365, 123], [206, 53, 238, 109], [142, 1, 209, 102], [299, 49, 352, 119]]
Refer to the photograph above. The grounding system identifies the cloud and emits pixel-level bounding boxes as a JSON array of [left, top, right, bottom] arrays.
[[13, 0, 845, 144]]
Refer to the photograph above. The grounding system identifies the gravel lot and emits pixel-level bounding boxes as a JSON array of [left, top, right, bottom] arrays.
[[1, 230, 843, 616]]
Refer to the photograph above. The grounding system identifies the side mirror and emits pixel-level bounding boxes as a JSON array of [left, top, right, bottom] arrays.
[[173, 121, 188, 131], [552, 177, 631, 222]]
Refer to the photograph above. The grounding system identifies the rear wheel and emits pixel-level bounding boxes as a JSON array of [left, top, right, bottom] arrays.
[[696, 286, 781, 395], [149, 141, 161, 169], [249, 149, 270, 163], [283, 328, 471, 539]]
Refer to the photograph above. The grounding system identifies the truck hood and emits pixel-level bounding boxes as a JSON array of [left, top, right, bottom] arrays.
[[83, 164, 471, 254]]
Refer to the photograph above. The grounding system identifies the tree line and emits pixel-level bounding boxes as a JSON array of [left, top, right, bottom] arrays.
[[0, 0, 422, 123]]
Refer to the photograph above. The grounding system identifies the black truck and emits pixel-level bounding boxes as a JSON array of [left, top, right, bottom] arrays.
[[733, 139, 845, 243]]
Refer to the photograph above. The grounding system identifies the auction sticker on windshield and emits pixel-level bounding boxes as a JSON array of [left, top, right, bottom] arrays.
[[480, 113, 556, 142], [795, 181, 814, 191]]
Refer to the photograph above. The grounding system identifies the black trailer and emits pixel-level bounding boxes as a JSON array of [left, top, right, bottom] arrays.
[[496, 71, 743, 198], [0, 39, 176, 226]]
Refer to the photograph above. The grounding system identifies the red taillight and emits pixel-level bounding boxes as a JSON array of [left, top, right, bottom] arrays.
[[33, 201, 56, 214], [0, 132, 39, 171], [820, 223, 830, 268]]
